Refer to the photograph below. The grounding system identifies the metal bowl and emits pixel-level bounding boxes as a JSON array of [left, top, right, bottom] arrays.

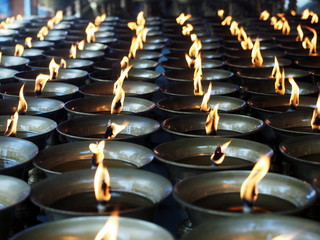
[[161, 59, 224, 71], [14, 69, 88, 86], [0, 175, 31, 240], [93, 59, 158, 71], [1, 47, 43, 61], [166, 42, 221, 53], [279, 135, 320, 186], [0, 115, 57, 150], [0, 56, 29, 70], [80, 81, 159, 99], [154, 137, 273, 183], [57, 114, 159, 143], [161, 82, 239, 97], [164, 69, 233, 82], [224, 49, 285, 59], [89, 69, 161, 82], [0, 97, 65, 122], [0, 68, 18, 84], [295, 56, 320, 73], [30, 168, 172, 221], [105, 50, 162, 61], [182, 215, 320, 240], [173, 170, 316, 226], [34, 140, 154, 176], [164, 51, 223, 60], [10, 216, 174, 240], [0, 82, 78, 102], [0, 136, 38, 178], [27, 58, 94, 71], [64, 96, 155, 118], [110, 40, 165, 52], [162, 114, 264, 139], [226, 57, 291, 71], [157, 96, 246, 117], [43, 49, 104, 61]]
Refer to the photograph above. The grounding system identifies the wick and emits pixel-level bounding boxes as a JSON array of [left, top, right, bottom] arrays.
[[312, 116, 320, 133], [97, 200, 107, 213], [34, 90, 42, 97], [104, 125, 113, 138], [242, 199, 253, 213], [211, 145, 223, 166], [209, 130, 217, 136], [286, 104, 296, 112], [114, 100, 122, 112], [91, 153, 98, 169]]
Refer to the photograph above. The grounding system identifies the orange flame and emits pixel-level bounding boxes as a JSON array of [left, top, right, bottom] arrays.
[[69, 44, 77, 59], [274, 67, 285, 96], [221, 16, 232, 26], [120, 56, 130, 78], [49, 58, 61, 80], [205, 104, 219, 135], [94, 210, 119, 240], [282, 18, 290, 35], [105, 120, 129, 139], [185, 35, 202, 67], [193, 54, 203, 96], [77, 40, 85, 50], [240, 155, 270, 212], [94, 161, 111, 211], [259, 10, 270, 21], [86, 22, 98, 43], [229, 21, 240, 36], [14, 44, 24, 57], [239, 27, 253, 50], [0, 21, 7, 29], [4, 111, 19, 136], [60, 58, 67, 68], [301, 9, 310, 20], [210, 140, 232, 166], [111, 86, 125, 114], [296, 24, 304, 41], [176, 13, 192, 25], [251, 38, 263, 67], [290, 10, 297, 16], [136, 11, 146, 26], [182, 23, 194, 36], [311, 13, 319, 24], [288, 77, 299, 109], [25, 37, 32, 48], [311, 93, 320, 132], [301, 9, 319, 23], [17, 83, 27, 114], [16, 14, 23, 21], [217, 9, 224, 19], [200, 82, 212, 112], [37, 26, 49, 41], [270, 16, 277, 26], [0, 51, 2, 63], [95, 13, 107, 26], [34, 73, 50, 95], [302, 26, 317, 55], [271, 56, 280, 78], [114, 65, 133, 93], [89, 140, 105, 167]]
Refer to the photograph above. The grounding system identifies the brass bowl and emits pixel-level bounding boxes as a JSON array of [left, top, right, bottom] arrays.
[[0, 136, 38, 178], [43, 48, 104, 61], [182, 215, 320, 240], [279, 135, 320, 185], [0, 56, 29, 70], [30, 168, 172, 221], [34, 140, 154, 176], [0, 68, 18, 84], [173, 170, 316, 226], [157, 96, 246, 117], [247, 95, 317, 120], [57, 114, 160, 143], [64, 96, 155, 118], [154, 137, 273, 183], [79, 81, 159, 99], [0, 175, 30, 240], [160, 82, 239, 97], [0, 82, 78, 102], [14, 69, 88, 86], [93, 59, 158, 71], [89, 69, 161, 82], [10, 216, 174, 240], [27, 58, 94, 71], [0, 97, 65, 122], [162, 114, 264, 139], [0, 115, 57, 150], [164, 69, 234, 82]]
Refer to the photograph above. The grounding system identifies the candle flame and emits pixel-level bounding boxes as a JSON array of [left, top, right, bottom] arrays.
[[282, 18, 290, 35], [60, 58, 67, 68], [239, 27, 253, 50], [37, 26, 49, 41], [94, 160, 112, 210], [301, 9, 319, 23], [259, 10, 270, 21], [193, 53, 203, 96], [77, 40, 85, 50], [16, 14, 23, 20], [229, 21, 240, 36], [221, 16, 232, 26], [205, 104, 219, 135], [17, 83, 27, 114], [4, 111, 18, 136], [86, 22, 98, 43], [311, 93, 320, 132], [270, 16, 277, 26], [47, 11, 63, 30], [251, 38, 263, 67], [240, 155, 270, 213], [176, 13, 192, 25], [34, 73, 50, 96], [210, 140, 232, 166], [290, 10, 297, 16], [105, 120, 129, 139], [25, 37, 32, 48], [0, 51, 2, 63], [114, 64, 133, 93], [185, 35, 202, 67], [296, 24, 304, 41], [89, 140, 105, 168], [288, 77, 299, 110], [200, 82, 212, 112], [94, 210, 119, 240], [302, 26, 317, 56], [301, 9, 310, 19], [111, 85, 125, 114], [95, 13, 106, 26], [69, 44, 77, 59], [48, 58, 61, 80], [217, 9, 224, 19], [14, 44, 24, 57], [311, 13, 319, 24], [274, 67, 285, 95], [182, 23, 194, 36]]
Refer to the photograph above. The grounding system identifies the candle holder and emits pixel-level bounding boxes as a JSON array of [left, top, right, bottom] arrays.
[[157, 96, 246, 117], [14, 69, 88, 86], [165, 69, 233, 82], [43, 48, 104, 61], [57, 41, 107, 51], [0, 115, 56, 150], [161, 82, 239, 97], [80, 81, 159, 99], [164, 51, 223, 60], [181, 215, 320, 240], [10, 216, 174, 240], [161, 59, 224, 71], [1, 47, 44, 61], [64, 96, 155, 118], [16, 40, 55, 50], [0, 175, 30, 240], [0, 82, 78, 102], [109, 40, 164, 52], [166, 42, 221, 53], [0, 68, 18, 84], [89, 69, 161, 83], [295, 56, 320, 74], [161, 114, 264, 139], [93, 59, 158, 71], [0, 136, 38, 178], [57, 114, 159, 144], [27, 58, 94, 71], [226, 57, 291, 71], [154, 137, 273, 183], [173, 170, 316, 226], [34, 140, 154, 176], [224, 49, 285, 59], [0, 97, 65, 122], [0, 56, 29, 70], [30, 168, 172, 221], [105, 50, 162, 61]]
